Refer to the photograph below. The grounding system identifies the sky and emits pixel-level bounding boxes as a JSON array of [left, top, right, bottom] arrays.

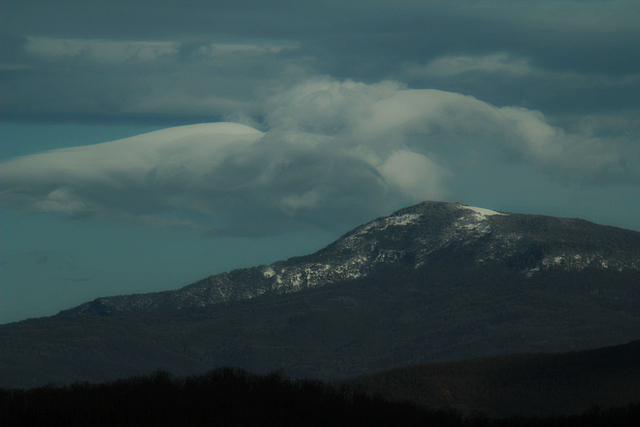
[[1, 0, 639, 323]]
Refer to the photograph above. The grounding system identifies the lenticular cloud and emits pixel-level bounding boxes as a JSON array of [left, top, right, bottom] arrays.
[[1, 79, 626, 236], [0, 121, 427, 235]]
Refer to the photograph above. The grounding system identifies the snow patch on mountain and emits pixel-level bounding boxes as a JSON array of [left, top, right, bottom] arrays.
[[262, 266, 276, 278], [384, 213, 423, 227], [349, 213, 423, 238]]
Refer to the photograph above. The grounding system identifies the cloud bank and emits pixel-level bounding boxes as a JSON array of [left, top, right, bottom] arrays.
[[2, 79, 634, 236], [3, 1, 639, 126]]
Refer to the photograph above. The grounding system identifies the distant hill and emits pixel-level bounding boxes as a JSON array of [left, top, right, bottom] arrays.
[[335, 340, 640, 417], [1, 201, 639, 389]]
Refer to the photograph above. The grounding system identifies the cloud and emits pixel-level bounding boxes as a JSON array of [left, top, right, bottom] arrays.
[[265, 78, 404, 133], [281, 81, 627, 179], [407, 53, 533, 77], [497, 106, 626, 179], [400, 51, 640, 118], [2, 78, 635, 236], [23, 37, 180, 64], [378, 150, 449, 201], [23, 36, 293, 65], [0, 119, 414, 236], [3, 1, 639, 125], [1, 35, 307, 121]]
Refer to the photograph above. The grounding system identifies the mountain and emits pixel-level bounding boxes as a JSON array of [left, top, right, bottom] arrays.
[[2, 201, 640, 389], [59, 201, 640, 316]]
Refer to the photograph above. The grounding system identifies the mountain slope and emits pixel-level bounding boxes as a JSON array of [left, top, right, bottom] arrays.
[[59, 201, 640, 316], [3, 264, 640, 389]]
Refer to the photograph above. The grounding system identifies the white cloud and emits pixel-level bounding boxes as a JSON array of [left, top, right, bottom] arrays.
[[1, 79, 632, 236], [25, 37, 180, 64], [24, 37, 295, 65], [378, 150, 449, 201], [266, 77, 404, 133], [407, 53, 533, 77], [406, 52, 640, 89], [0, 120, 412, 235], [498, 106, 624, 177]]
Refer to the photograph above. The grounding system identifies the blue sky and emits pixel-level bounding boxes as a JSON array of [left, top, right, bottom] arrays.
[[1, 0, 639, 323]]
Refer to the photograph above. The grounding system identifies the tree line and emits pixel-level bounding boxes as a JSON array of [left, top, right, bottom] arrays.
[[2, 368, 639, 426]]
